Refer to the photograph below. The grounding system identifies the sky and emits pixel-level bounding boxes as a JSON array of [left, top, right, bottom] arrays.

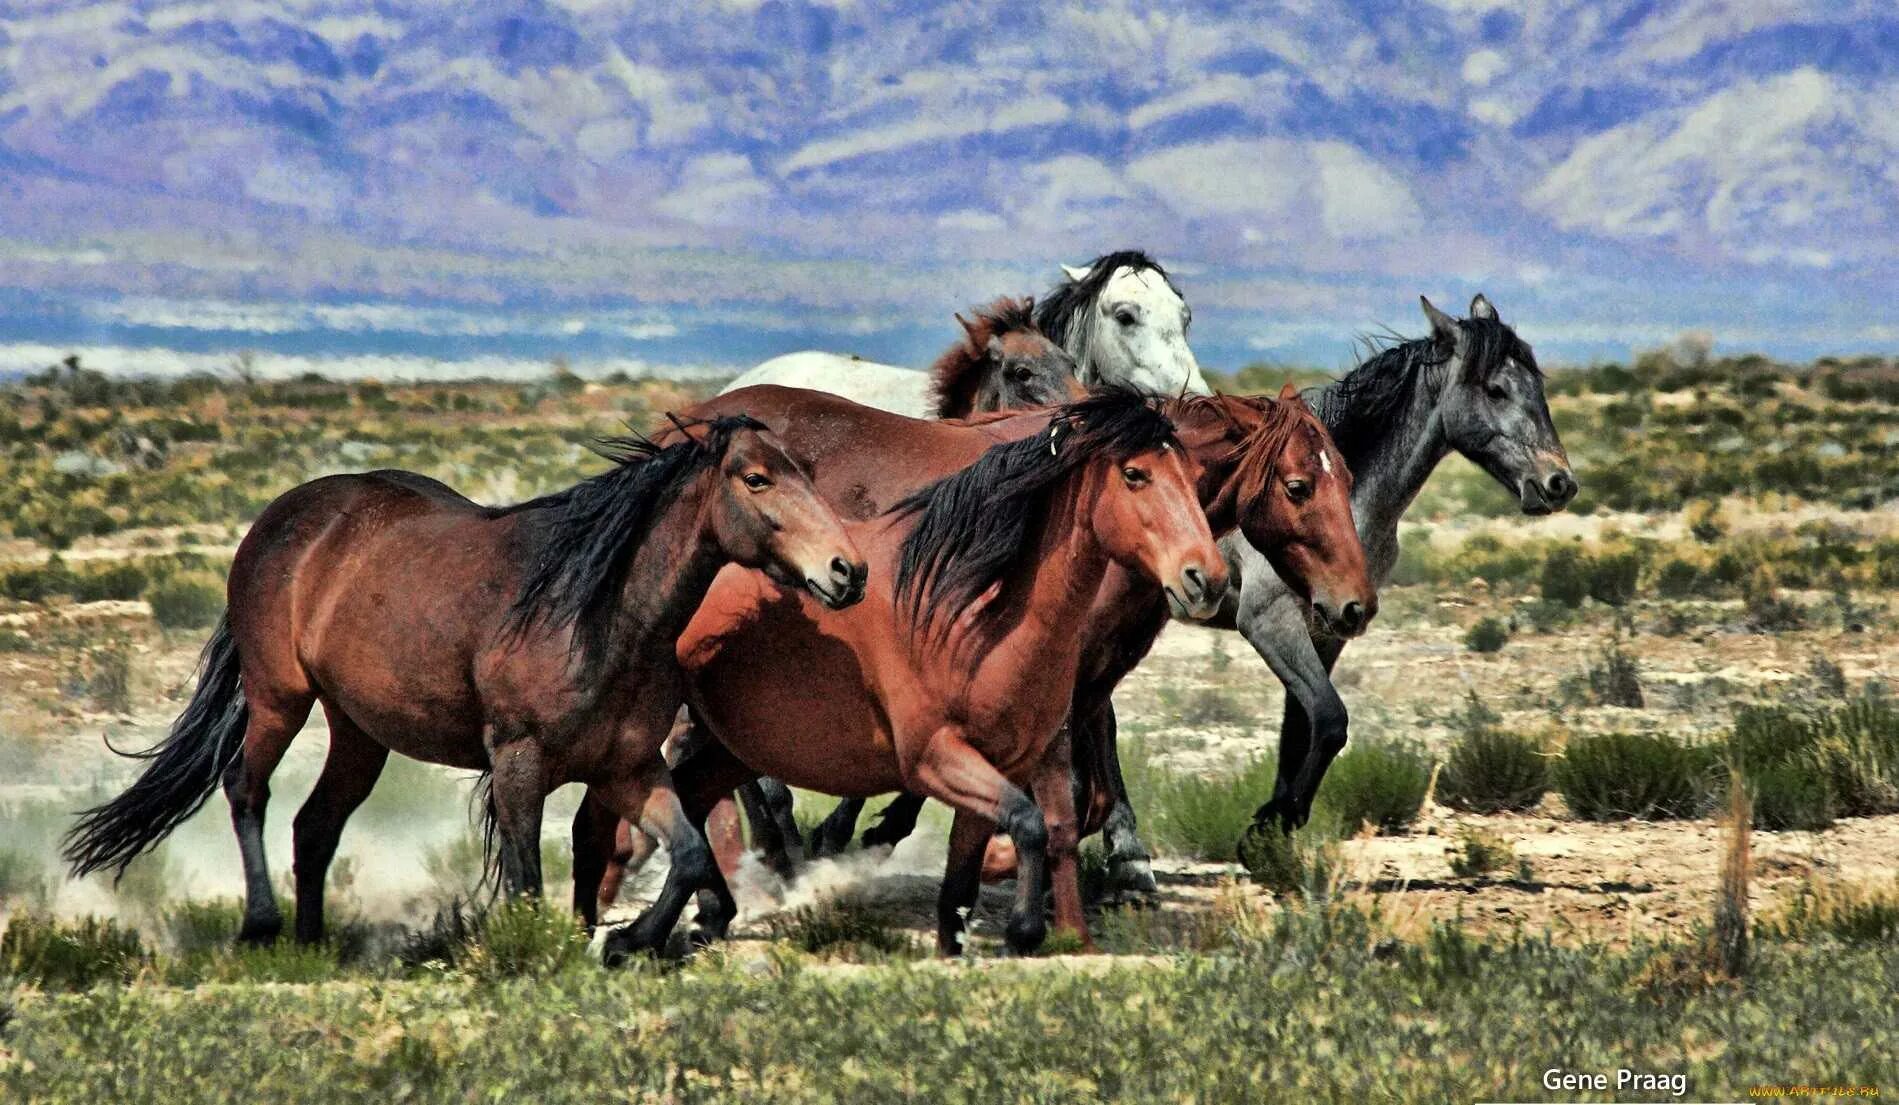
[[1, 0, 1896, 378]]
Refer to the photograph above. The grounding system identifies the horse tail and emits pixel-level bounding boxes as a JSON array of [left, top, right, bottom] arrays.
[[471, 771, 504, 898], [64, 615, 249, 878]]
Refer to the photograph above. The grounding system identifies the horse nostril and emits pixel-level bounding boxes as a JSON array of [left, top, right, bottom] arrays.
[[1546, 471, 1576, 502], [1340, 601, 1365, 632], [829, 556, 853, 584], [1183, 565, 1208, 598]]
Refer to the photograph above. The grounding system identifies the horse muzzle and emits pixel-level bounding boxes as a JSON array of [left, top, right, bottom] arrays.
[[1313, 594, 1376, 639], [804, 555, 868, 610], [1518, 467, 1578, 516], [1165, 562, 1227, 621]]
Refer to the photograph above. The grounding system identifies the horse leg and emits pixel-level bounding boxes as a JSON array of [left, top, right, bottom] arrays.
[[809, 797, 865, 858], [1283, 637, 1349, 827], [223, 684, 314, 944], [592, 762, 715, 961], [1238, 590, 1348, 833], [737, 780, 801, 880], [936, 809, 993, 957], [1075, 697, 1158, 899], [486, 737, 547, 899], [908, 727, 1048, 955], [600, 741, 755, 962], [571, 790, 638, 928], [861, 792, 926, 849], [1031, 727, 1092, 951], [290, 705, 388, 944], [705, 795, 745, 880]]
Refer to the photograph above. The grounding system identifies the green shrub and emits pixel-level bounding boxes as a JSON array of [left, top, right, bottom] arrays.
[[1539, 546, 1588, 608], [1239, 823, 1341, 897], [460, 897, 589, 980], [1446, 828, 1516, 879], [164, 898, 246, 954], [1585, 550, 1641, 607], [1762, 878, 1899, 943], [1586, 642, 1645, 708], [1730, 695, 1899, 823], [79, 639, 134, 714], [767, 894, 913, 958], [73, 562, 148, 602], [1120, 733, 1281, 862], [1554, 732, 1715, 821], [1463, 617, 1509, 653], [1320, 738, 1433, 834], [1437, 695, 1549, 814], [1654, 557, 1702, 599], [149, 571, 225, 629], [1, 913, 148, 990]]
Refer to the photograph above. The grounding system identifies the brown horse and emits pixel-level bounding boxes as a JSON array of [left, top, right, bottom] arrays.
[[926, 296, 1084, 417], [65, 416, 865, 954], [581, 386, 1371, 953], [619, 392, 1225, 958], [587, 301, 1084, 907]]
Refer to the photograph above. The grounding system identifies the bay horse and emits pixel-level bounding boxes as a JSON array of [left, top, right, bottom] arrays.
[[575, 385, 1372, 947], [625, 391, 1227, 958], [65, 416, 866, 954], [722, 252, 1204, 415]]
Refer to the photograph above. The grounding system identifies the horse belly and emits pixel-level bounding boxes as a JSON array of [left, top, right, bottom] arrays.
[[297, 527, 500, 768]]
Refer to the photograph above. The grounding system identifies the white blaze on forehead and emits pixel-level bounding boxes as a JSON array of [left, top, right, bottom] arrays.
[[1319, 450, 1333, 475]]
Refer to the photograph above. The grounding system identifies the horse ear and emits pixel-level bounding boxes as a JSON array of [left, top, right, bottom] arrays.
[[1420, 295, 1458, 347], [1277, 381, 1299, 402], [955, 312, 983, 358], [1060, 263, 1090, 283], [1469, 293, 1498, 321]]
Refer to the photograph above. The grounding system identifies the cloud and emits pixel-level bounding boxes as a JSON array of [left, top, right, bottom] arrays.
[[653, 153, 772, 227], [778, 94, 1071, 174], [1126, 138, 1419, 240], [1530, 67, 1898, 263]]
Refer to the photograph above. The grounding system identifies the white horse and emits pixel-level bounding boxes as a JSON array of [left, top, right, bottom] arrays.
[[720, 250, 1209, 413]]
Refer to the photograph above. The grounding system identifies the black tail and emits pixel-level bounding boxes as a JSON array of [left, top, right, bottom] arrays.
[[64, 615, 249, 879]]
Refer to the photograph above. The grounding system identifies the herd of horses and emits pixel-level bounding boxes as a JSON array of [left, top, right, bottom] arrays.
[[63, 251, 1577, 958]]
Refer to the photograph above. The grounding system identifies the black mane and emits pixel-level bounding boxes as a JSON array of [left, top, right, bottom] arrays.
[[1315, 315, 1537, 462], [1034, 250, 1181, 375], [890, 390, 1178, 637], [502, 414, 764, 672]]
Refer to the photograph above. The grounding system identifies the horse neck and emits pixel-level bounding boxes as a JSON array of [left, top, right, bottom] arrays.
[[950, 471, 1108, 666], [1312, 368, 1451, 546], [603, 479, 730, 675]]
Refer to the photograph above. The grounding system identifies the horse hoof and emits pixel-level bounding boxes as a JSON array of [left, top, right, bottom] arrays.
[[600, 924, 653, 967], [1004, 913, 1047, 956], [1106, 856, 1160, 900], [236, 917, 283, 946]]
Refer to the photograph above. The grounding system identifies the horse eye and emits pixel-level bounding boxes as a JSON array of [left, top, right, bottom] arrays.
[[1121, 466, 1149, 485], [741, 472, 771, 490], [1486, 383, 1508, 401], [1114, 310, 1138, 327], [1007, 365, 1033, 383], [1285, 479, 1312, 502]]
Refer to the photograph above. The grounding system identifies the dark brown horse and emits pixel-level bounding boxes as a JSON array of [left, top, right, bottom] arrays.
[[631, 392, 1226, 957], [926, 296, 1084, 417], [65, 416, 865, 954], [579, 386, 1372, 952]]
